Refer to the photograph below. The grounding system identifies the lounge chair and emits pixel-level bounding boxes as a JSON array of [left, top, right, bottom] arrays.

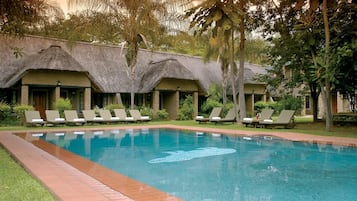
[[82, 110, 105, 124], [45, 110, 66, 126], [259, 109, 296, 128], [210, 108, 237, 124], [195, 107, 222, 123], [64, 110, 86, 125], [242, 109, 274, 128], [25, 110, 46, 126], [113, 109, 136, 123], [129, 109, 151, 122], [99, 109, 121, 123]]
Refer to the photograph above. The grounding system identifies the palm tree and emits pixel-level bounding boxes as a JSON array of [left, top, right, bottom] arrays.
[[68, 0, 166, 109], [203, 29, 231, 105], [185, 0, 241, 121]]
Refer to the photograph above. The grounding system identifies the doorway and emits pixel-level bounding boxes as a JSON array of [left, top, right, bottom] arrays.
[[33, 90, 47, 119]]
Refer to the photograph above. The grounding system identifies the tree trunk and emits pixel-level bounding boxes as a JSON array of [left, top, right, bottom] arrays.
[[311, 90, 319, 122], [229, 28, 238, 123], [322, 0, 333, 131], [127, 42, 138, 110], [309, 82, 319, 122], [222, 68, 228, 106], [130, 72, 135, 109], [238, 0, 246, 122]]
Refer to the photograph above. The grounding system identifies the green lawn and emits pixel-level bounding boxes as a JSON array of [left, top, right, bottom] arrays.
[[0, 147, 55, 201], [0, 117, 356, 200]]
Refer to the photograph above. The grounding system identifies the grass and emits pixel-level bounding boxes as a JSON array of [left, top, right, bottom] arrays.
[[0, 147, 55, 201]]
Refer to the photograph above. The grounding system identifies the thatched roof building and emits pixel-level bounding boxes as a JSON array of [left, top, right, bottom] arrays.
[[139, 58, 201, 93], [0, 35, 267, 94], [1, 44, 98, 88]]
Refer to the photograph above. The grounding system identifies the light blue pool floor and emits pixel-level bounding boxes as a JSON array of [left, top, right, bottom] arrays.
[[43, 128, 357, 201]]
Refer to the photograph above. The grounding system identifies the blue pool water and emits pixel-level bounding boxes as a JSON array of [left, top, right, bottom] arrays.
[[41, 129, 357, 201]]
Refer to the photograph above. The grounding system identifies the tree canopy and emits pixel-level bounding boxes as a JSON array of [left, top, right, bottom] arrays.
[[262, 0, 356, 129], [0, 0, 63, 35]]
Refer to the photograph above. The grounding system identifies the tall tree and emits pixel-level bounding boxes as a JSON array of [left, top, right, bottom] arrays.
[[237, 0, 246, 121], [320, 0, 333, 130], [330, 2, 357, 112], [263, 0, 355, 131], [68, 0, 166, 109], [31, 11, 121, 44], [0, 0, 63, 35], [203, 30, 231, 105], [185, 0, 242, 121], [295, 0, 340, 131], [262, 0, 322, 122]]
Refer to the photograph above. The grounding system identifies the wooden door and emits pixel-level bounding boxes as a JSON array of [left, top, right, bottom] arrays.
[[33, 91, 47, 119]]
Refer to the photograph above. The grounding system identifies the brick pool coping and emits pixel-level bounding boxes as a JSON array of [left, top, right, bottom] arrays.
[[1, 124, 357, 201]]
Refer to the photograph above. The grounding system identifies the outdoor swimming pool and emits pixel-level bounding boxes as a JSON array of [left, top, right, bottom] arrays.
[[40, 128, 357, 201]]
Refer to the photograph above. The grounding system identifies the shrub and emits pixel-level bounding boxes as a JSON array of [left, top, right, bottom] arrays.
[[201, 84, 224, 116], [13, 104, 34, 125], [156, 109, 169, 120], [221, 102, 234, 116], [54, 98, 72, 117], [139, 105, 153, 119], [245, 112, 253, 118], [104, 104, 124, 113], [274, 95, 303, 114], [201, 99, 223, 116], [93, 105, 101, 116], [254, 101, 276, 113], [178, 95, 194, 120], [0, 101, 11, 121]]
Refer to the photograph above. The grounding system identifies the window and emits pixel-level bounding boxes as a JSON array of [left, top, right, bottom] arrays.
[[305, 96, 310, 109]]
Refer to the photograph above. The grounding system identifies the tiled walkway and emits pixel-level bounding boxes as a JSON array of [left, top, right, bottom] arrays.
[[1, 125, 357, 201]]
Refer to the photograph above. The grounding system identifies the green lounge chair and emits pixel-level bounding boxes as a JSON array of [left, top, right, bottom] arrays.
[[195, 107, 222, 123], [129, 109, 151, 122], [242, 109, 274, 128], [113, 109, 136, 123], [259, 110, 296, 128], [99, 109, 121, 123], [210, 108, 237, 124], [45, 110, 66, 126], [25, 110, 46, 126], [64, 110, 86, 125]]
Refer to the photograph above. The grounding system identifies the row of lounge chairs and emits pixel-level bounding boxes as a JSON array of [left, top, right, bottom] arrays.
[[242, 109, 296, 128], [196, 107, 237, 124], [196, 107, 296, 128], [25, 109, 151, 127]]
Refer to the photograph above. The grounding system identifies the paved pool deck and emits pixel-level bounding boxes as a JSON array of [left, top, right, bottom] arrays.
[[1, 124, 357, 201]]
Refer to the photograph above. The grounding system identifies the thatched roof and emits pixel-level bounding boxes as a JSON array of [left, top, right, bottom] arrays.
[[24, 45, 85, 71], [2, 45, 94, 88], [243, 63, 267, 84], [135, 49, 222, 93], [0, 35, 267, 93], [139, 58, 199, 92]]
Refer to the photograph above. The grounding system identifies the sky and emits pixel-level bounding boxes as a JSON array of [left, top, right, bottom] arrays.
[[54, 0, 201, 16], [55, 0, 68, 14], [53, 0, 194, 31]]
